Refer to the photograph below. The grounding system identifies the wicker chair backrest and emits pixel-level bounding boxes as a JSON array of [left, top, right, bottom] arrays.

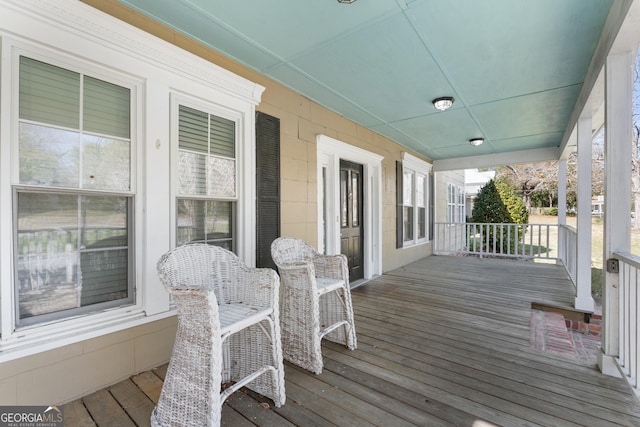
[[270, 237, 317, 266], [156, 243, 245, 302]]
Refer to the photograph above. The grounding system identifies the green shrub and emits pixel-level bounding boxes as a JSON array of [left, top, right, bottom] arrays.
[[471, 179, 528, 253]]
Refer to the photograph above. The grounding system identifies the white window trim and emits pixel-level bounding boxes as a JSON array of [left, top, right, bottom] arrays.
[[401, 152, 432, 247], [169, 92, 255, 260], [0, 0, 263, 362], [1, 40, 145, 353]]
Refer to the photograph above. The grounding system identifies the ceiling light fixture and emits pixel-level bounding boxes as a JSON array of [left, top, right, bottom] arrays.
[[337, 0, 357, 3], [432, 97, 454, 111], [469, 138, 484, 147]]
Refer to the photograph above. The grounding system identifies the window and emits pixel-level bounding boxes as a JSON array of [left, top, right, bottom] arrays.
[[403, 170, 414, 242], [447, 183, 456, 223], [446, 183, 465, 223], [397, 153, 431, 247], [176, 104, 236, 251], [458, 185, 466, 223], [417, 174, 427, 239], [15, 56, 134, 326]]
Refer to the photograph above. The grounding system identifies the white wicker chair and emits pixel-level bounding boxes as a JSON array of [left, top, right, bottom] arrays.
[[270, 237, 357, 375], [151, 244, 286, 427]]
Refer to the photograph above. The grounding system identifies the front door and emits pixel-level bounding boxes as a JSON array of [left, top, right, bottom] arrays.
[[339, 160, 364, 282]]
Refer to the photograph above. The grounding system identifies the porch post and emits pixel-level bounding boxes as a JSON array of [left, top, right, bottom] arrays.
[[557, 160, 567, 226], [575, 115, 594, 312], [557, 160, 567, 265], [598, 51, 633, 377]]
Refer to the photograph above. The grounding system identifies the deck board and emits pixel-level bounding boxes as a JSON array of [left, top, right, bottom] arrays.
[[82, 388, 136, 427], [63, 255, 640, 426], [109, 379, 155, 427]]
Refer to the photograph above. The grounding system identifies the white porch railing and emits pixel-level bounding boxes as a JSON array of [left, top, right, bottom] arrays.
[[434, 222, 578, 288], [558, 224, 578, 285], [435, 222, 558, 259], [612, 251, 640, 395]]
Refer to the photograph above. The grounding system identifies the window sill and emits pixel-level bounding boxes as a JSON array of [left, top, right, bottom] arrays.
[[0, 307, 176, 363], [401, 239, 430, 249]]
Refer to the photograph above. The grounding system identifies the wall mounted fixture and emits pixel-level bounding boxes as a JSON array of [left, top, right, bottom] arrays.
[[469, 138, 484, 146], [432, 97, 454, 111]]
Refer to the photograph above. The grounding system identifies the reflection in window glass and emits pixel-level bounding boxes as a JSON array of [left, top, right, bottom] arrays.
[[177, 105, 236, 251], [82, 134, 130, 191], [416, 175, 425, 208], [403, 171, 413, 206], [340, 170, 348, 228], [351, 172, 359, 226], [16, 55, 133, 326], [16, 192, 131, 321], [177, 199, 233, 250], [417, 175, 426, 239], [19, 123, 80, 188], [404, 206, 414, 242]]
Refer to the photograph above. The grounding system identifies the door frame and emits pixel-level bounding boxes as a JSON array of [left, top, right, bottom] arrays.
[[317, 134, 383, 280]]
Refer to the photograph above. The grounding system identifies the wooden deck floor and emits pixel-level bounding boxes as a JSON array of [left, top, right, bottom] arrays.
[[64, 256, 640, 426]]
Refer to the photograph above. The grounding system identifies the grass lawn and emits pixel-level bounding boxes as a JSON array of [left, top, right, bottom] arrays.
[[530, 215, 640, 298]]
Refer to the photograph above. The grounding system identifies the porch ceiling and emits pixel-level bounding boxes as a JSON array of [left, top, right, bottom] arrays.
[[116, 0, 625, 167]]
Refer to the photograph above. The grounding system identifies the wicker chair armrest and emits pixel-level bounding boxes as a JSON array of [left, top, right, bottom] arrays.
[[169, 287, 220, 322], [225, 267, 280, 308], [313, 254, 348, 281], [277, 261, 318, 293]]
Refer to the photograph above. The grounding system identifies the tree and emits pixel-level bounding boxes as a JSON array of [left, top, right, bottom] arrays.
[[496, 162, 558, 210], [471, 179, 528, 253], [495, 145, 605, 214]]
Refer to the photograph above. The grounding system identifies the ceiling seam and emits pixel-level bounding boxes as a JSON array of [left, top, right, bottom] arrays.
[[400, 6, 496, 152], [148, 1, 440, 158], [262, 8, 405, 73], [467, 83, 585, 108]]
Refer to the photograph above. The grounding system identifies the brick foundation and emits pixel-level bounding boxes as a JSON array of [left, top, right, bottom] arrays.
[[565, 313, 602, 336]]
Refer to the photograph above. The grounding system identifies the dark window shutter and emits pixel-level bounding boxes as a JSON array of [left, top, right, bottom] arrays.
[[396, 160, 403, 248], [256, 112, 280, 269]]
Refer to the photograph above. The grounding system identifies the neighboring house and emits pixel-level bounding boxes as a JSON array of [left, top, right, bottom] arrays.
[[592, 195, 605, 217], [464, 169, 496, 216], [435, 169, 466, 224]]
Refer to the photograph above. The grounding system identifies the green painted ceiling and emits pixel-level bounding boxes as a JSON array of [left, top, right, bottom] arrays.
[[116, 0, 612, 162]]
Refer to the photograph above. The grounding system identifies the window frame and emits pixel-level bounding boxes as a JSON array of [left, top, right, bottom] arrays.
[[13, 188, 136, 327], [170, 94, 243, 252], [1, 41, 143, 341], [400, 153, 431, 247]]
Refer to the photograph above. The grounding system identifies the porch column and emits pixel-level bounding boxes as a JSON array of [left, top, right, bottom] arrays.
[[557, 160, 567, 226], [557, 160, 567, 265], [598, 51, 633, 377], [575, 115, 594, 312]]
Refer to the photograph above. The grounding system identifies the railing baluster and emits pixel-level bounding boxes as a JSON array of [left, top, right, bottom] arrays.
[[611, 252, 640, 394], [630, 265, 637, 386], [545, 225, 550, 259]]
